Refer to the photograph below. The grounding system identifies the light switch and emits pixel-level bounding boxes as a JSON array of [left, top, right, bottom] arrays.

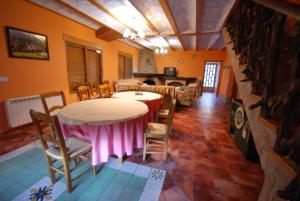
[[0, 76, 8, 82]]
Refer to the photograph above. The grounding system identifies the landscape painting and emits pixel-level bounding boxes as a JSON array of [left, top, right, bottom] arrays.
[[6, 27, 49, 60]]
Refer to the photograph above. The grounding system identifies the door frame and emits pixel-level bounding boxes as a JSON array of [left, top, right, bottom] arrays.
[[202, 61, 223, 96]]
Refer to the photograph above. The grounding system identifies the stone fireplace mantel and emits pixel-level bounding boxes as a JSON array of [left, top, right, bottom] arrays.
[[133, 73, 197, 86]]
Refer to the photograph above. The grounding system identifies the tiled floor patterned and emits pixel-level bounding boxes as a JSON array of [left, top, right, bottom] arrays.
[[0, 93, 264, 201], [0, 147, 166, 201]]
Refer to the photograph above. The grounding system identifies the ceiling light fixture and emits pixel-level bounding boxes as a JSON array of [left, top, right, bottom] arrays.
[[155, 48, 168, 55], [123, 28, 145, 40]]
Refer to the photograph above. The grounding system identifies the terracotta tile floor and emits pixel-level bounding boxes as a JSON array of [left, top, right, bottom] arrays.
[[0, 93, 264, 201]]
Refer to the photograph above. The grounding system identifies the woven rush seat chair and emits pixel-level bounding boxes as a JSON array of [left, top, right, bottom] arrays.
[[77, 85, 91, 101], [88, 81, 101, 99], [30, 110, 97, 192], [143, 99, 176, 161], [156, 93, 173, 122], [99, 81, 112, 98]]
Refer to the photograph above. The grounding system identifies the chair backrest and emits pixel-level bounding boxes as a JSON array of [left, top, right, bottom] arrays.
[[29, 109, 69, 161], [162, 93, 173, 109], [99, 83, 111, 98], [40, 91, 66, 115], [166, 99, 177, 135], [88, 81, 100, 97], [77, 86, 91, 101], [103, 80, 109, 85]]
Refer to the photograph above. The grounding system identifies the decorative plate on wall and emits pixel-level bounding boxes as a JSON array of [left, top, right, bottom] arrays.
[[178, 58, 184, 64]]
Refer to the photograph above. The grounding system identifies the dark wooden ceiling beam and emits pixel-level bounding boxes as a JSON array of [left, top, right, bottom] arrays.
[[87, 0, 129, 30], [146, 31, 220, 38], [159, 0, 185, 50], [196, 0, 204, 50], [54, 0, 103, 27], [88, 0, 156, 50], [128, 0, 175, 51], [28, 0, 101, 30], [127, 0, 159, 34]]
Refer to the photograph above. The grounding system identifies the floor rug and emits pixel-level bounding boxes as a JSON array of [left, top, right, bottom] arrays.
[[12, 177, 66, 201], [0, 147, 166, 201]]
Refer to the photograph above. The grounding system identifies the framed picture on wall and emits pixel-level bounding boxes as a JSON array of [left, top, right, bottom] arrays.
[[6, 27, 49, 60]]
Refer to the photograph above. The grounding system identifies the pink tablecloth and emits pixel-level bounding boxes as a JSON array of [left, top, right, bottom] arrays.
[[61, 114, 147, 165]]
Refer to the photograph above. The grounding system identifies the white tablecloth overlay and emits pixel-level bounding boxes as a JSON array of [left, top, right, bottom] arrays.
[[112, 91, 161, 101], [57, 98, 148, 126]]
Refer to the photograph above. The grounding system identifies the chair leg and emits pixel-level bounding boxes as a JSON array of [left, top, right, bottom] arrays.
[[46, 156, 56, 184], [143, 135, 147, 161], [92, 165, 97, 175], [163, 137, 168, 161], [65, 172, 72, 192], [62, 161, 72, 192]]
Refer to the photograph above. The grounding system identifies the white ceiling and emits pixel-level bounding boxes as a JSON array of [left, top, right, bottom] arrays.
[[30, 0, 235, 51]]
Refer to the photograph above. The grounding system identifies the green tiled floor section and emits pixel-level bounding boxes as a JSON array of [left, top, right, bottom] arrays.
[[0, 148, 148, 201]]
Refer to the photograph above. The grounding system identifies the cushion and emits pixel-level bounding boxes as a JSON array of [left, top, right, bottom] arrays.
[[158, 109, 169, 117], [145, 122, 168, 135], [176, 85, 187, 91], [141, 85, 155, 92], [128, 84, 141, 91], [117, 84, 129, 92], [46, 137, 91, 160]]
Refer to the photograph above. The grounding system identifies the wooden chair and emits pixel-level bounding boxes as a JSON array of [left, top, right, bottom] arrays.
[[29, 110, 96, 192], [77, 86, 91, 101], [99, 82, 112, 98], [143, 99, 176, 161], [156, 93, 173, 122], [40, 91, 66, 115], [88, 81, 101, 99]]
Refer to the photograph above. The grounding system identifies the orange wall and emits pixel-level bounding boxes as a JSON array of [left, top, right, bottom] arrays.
[[219, 50, 235, 101], [155, 50, 227, 80], [0, 0, 139, 132]]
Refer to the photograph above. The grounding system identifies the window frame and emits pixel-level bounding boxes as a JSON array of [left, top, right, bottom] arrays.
[[64, 35, 103, 93]]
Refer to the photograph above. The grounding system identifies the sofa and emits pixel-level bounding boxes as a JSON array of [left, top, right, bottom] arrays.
[[113, 79, 202, 106], [175, 81, 202, 106]]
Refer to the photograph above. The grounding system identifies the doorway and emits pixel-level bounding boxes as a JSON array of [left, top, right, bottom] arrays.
[[203, 62, 221, 93]]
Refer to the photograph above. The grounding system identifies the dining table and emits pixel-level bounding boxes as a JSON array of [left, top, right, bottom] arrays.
[[57, 98, 149, 165], [112, 91, 162, 122]]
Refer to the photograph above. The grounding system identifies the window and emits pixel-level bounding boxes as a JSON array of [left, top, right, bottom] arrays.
[[66, 42, 102, 93], [118, 52, 132, 79]]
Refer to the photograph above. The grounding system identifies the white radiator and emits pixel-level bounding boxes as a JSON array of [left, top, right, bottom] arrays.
[[4, 95, 48, 128]]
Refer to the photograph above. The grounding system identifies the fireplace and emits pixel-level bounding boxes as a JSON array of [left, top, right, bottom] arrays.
[[143, 79, 155, 85]]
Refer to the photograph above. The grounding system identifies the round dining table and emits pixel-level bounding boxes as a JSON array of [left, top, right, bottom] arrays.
[[57, 98, 149, 165], [112, 91, 162, 122]]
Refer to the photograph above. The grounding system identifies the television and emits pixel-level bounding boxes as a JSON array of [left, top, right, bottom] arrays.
[[164, 67, 176, 77]]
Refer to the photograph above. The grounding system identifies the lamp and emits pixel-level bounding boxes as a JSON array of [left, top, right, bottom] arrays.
[[155, 48, 168, 55], [123, 28, 145, 40]]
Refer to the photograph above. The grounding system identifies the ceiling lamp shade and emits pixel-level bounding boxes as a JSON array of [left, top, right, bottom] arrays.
[[155, 48, 168, 55], [137, 30, 145, 39], [123, 28, 144, 41], [123, 28, 131, 38]]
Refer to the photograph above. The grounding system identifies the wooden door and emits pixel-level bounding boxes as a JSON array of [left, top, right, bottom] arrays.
[[203, 62, 219, 92]]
